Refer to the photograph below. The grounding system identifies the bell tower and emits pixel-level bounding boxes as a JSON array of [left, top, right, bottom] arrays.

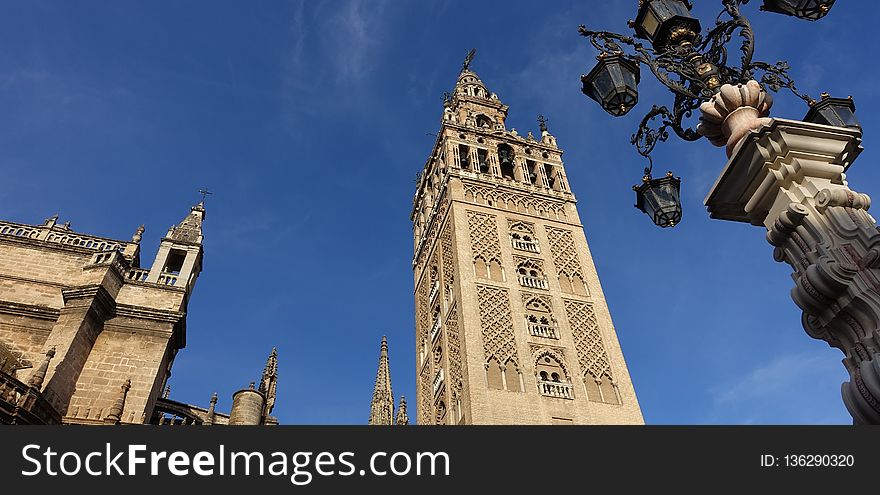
[[411, 52, 644, 424], [146, 202, 205, 295]]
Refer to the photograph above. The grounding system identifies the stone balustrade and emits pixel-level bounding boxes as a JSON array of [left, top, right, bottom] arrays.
[[0, 370, 62, 425], [431, 317, 442, 342], [0, 220, 123, 252], [429, 280, 440, 303], [433, 368, 445, 397], [520, 275, 548, 290], [538, 380, 573, 400], [0, 223, 40, 239], [513, 239, 539, 253], [127, 268, 150, 282], [528, 323, 558, 339]]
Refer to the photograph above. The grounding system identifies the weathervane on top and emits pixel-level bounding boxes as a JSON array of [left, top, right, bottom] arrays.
[[198, 188, 213, 204], [462, 48, 476, 72], [537, 114, 549, 133]]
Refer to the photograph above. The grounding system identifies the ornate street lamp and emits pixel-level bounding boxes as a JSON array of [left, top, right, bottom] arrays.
[[633, 0, 701, 48], [581, 55, 640, 116], [577, 1, 880, 426], [760, 0, 836, 20], [579, 0, 819, 227], [634, 170, 682, 228], [803, 93, 859, 129]]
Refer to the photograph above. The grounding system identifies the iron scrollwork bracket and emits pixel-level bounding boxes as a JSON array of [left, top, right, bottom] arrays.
[[580, 0, 811, 158]]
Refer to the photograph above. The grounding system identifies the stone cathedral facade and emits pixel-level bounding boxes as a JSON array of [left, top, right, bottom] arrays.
[[407, 61, 644, 425], [0, 204, 278, 425]]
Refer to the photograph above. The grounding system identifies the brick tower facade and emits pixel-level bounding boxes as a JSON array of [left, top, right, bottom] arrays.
[[411, 55, 644, 425]]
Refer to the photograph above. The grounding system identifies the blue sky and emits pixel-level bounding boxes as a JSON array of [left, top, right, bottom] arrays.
[[0, 1, 876, 424]]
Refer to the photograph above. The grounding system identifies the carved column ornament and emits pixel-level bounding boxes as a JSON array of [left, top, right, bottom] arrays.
[[697, 80, 773, 157], [706, 118, 880, 423]]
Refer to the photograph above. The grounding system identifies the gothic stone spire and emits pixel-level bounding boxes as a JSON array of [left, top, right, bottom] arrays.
[[395, 395, 409, 426], [204, 392, 218, 426], [27, 346, 56, 390], [259, 347, 278, 416], [168, 202, 206, 243], [368, 336, 394, 425], [104, 378, 131, 424]]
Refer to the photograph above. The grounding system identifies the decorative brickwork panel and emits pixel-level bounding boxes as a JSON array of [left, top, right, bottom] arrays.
[[466, 211, 502, 263], [462, 182, 566, 219], [563, 299, 613, 381], [418, 361, 431, 425], [440, 221, 455, 297], [476, 285, 519, 366], [546, 226, 583, 278], [416, 278, 430, 348], [445, 305, 463, 402]]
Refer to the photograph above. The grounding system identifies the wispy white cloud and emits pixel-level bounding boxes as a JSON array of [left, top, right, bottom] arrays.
[[280, 0, 391, 131], [326, 0, 390, 82], [707, 351, 850, 424]]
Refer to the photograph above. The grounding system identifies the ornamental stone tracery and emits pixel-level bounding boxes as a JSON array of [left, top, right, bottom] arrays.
[[564, 299, 614, 384], [476, 285, 520, 368]]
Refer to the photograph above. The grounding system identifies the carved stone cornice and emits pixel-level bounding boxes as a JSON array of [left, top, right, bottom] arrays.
[[113, 304, 185, 324], [0, 300, 60, 321], [60, 285, 116, 320], [705, 118, 863, 225]]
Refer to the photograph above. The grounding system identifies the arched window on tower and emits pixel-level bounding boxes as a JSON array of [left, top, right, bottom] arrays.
[[544, 163, 558, 190], [435, 401, 447, 424], [497, 143, 516, 180], [536, 354, 573, 399], [526, 160, 540, 185], [458, 144, 471, 170], [504, 359, 522, 392], [433, 345, 443, 367], [559, 271, 588, 296], [524, 297, 558, 340], [509, 222, 538, 253], [476, 114, 493, 129], [516, 259, 547, 290], [586, 372, 620, 405], [476, 148, 490, 174], [486, 358, 504, 390], [474, 256, 503, 282]]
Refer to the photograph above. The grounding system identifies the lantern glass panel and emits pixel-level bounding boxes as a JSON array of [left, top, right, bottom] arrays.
[[804, 97, 859, 130], [819, 107, 844, 127], [592, 68, 614, 103], [834, 106, 858, 128], [641, 8, 660, 37]]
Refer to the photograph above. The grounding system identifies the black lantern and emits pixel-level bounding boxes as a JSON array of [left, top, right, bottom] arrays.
[[634, 171, 682, 228], [633, 0, 701, 49], [582, 55, 640, 117], [804, 93, 860, 129], [760, 0, 835, 20]]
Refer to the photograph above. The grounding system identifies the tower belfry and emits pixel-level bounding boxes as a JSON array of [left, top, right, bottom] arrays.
[[411, 53, 644, 424]]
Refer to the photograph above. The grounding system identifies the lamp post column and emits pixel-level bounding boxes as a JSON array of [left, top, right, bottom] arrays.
[[702, 84, 880, 424]]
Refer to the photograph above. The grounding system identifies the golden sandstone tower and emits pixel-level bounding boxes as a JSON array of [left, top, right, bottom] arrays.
[[410, 54, 644, 425]]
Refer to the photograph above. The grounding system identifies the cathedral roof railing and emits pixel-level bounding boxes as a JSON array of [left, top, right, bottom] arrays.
[[0, 218, 130, 253], [0, 369, 62, 425]]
